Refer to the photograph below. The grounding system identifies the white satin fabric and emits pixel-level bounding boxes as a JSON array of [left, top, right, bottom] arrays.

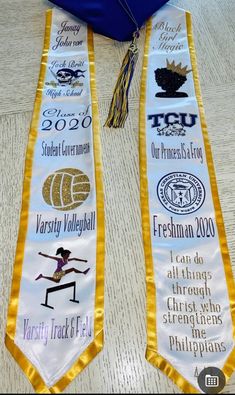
[[145, 4, 234, 390]]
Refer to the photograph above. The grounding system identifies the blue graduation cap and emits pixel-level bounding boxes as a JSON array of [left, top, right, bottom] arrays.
[[49, 0, 169, 127], [50, 0, 169, 41]]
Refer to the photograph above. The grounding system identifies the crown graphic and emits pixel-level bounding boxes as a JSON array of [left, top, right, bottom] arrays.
[[166, 59, 192, 76]]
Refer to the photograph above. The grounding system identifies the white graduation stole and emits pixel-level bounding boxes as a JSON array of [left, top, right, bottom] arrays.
[[5, 8, 104, 393], [140, 3, 235, 393], [5, 3, 235, 395]]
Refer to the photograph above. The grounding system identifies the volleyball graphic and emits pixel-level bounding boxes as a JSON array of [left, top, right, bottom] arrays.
[[42, 168, 90, 211]]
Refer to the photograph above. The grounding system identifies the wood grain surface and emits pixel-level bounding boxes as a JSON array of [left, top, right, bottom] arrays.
[[0, 0, 234, 393]]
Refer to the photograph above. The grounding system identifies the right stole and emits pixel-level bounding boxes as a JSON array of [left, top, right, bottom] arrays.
[[140, 3, 235, 393]]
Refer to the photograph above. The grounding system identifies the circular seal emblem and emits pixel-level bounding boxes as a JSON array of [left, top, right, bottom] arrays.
[[157, 172, 205, 215]]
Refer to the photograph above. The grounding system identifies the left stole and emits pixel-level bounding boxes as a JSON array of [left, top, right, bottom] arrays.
[[5, 8, 104, 393]]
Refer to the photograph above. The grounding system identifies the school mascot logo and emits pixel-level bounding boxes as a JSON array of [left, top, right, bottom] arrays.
[[157, 121, 186, 136], [46, 68, 86, 88]]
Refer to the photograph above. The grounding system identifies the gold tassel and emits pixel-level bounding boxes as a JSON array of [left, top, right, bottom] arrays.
[[105, 32, 139, 128]]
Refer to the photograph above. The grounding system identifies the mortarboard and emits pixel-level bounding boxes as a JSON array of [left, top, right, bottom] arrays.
[[49, 0, 169, 127], [49, 0, 169, 41]]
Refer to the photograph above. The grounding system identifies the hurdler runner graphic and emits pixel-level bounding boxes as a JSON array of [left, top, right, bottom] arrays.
[[35, 247, 90, 283]]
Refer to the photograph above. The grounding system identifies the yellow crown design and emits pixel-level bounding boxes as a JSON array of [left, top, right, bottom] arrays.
[[166, 59, 192, 76]]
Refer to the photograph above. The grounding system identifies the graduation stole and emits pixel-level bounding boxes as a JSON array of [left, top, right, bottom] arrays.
[[5, 8, 104, 393], [140, 3, 235, 393], [5, 3, 235, 394]]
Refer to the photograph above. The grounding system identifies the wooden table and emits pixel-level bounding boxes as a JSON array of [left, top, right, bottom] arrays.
[[0, 0, 234, 392]]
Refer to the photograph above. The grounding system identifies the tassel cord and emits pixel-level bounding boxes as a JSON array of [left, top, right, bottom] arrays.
[[105, 33, 139, 128]]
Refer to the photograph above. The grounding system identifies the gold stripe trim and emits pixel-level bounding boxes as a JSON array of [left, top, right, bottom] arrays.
[[87, 27, 105, 338], [5, 11, 105, 393], [141, 11, 235, 395], [139, 18, 158, 353]]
